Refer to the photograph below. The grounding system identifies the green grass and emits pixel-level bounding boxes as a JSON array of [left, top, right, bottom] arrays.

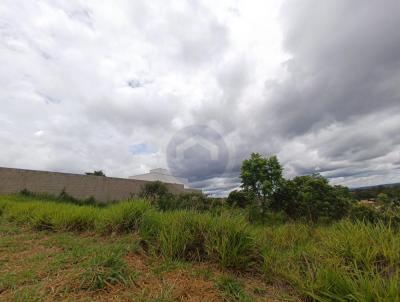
[[79, 248, 138, 290], [260, 221, 400, 301], [216, 276, 252, 302], [1, 194, 400, 301]]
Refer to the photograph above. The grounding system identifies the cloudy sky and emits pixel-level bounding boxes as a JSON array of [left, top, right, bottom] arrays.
[[1, 0, 400, 195]]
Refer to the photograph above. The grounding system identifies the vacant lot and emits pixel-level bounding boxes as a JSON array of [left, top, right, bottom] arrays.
[[0, 195, 399, 301], [0, 221, 292, 301]]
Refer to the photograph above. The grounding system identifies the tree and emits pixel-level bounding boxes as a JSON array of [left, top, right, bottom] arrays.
[[240, 153, 283, 209], [271, 174, 353, 222], [226, 190, 251, 208], [377, 193, 390, 205], [85, 170, 106, 177], [139, 181, 170, 204]]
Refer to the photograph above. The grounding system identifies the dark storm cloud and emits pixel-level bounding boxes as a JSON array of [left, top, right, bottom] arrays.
[[263, 0, 400, 137], [225, 0, 400, 188], [2, 0, 400, 195], [195, 0, 400, 193]]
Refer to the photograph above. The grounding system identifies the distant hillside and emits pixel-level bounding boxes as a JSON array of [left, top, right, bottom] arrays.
[[351, 183, 400, 200], [351, 183, 400, 190]]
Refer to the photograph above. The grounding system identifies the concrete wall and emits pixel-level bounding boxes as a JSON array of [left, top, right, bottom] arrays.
[[0, 167, 199, 202]]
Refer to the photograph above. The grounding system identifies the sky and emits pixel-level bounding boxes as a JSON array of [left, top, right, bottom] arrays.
[[1, 0, 400, 195]]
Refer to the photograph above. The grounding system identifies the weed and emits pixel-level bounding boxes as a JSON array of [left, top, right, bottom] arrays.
[[1, 195, 400, 301], [80, 249, 137, 290], [97, 200, 152, 234], [204, 214, 257, 269], [135, 286, 176, 302], [216, 276, 252, 302], [9, 285, 44, 302]]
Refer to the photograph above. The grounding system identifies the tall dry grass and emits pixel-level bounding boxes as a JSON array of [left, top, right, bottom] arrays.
[[0, 194, 399, 301]]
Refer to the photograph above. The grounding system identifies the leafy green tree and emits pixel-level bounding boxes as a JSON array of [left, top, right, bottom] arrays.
[[240, 153, 283, 209], [139, 181, 170, 204], [271, 174, 352, 222], [85, 170, 106, 177], [349, 204, 380, 224], [377, 193, 390, 205], [226, 190, 251, 208]]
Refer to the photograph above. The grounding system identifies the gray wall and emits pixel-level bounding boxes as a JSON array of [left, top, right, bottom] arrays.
[[0, 167, 199, 202]]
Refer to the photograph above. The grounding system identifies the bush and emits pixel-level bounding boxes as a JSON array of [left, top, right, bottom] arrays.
[[0, 201, 7, 216], [51, 206, 98, 232], [226, 190, 251, 208], [204, 214, 257, 269], [139, 210, 207, 260], [139, 182, 216, 212], [97, 200, 152, 234], [174, 192, 216, 211], [0, 198, 99, 231], [349, 203, 400, 228], [157, 211, 202, 260], [58, 189, 98, 206], [260, 220, 400, 301], [139, 181, 171, 203], [271, 174, 353, 222], [19, 189, 98, 207], [349, 204, 381, 223]]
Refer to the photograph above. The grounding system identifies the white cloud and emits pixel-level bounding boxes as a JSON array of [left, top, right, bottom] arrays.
[[1, 0, 399, 194]]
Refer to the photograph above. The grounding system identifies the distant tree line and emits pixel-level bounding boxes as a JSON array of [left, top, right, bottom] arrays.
[[351, 184, 400, 203], [228, 153, 354, 222], [227, 153, 400, 224]]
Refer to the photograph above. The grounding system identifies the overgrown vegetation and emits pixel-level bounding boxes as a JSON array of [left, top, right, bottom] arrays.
[[352, 183, 400, 202], [2, 154, 400, 301], [216, 276, 252, 302], [238, 153, 355, 222], [20, 188, 99, 207], [139, 181, 223, 212], [80, 248, 137, 290], [1, 193, 399, 301]]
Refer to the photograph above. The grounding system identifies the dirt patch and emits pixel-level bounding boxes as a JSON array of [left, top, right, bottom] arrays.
[[0, 225, 296, 302], [162, 270, 221, 302]]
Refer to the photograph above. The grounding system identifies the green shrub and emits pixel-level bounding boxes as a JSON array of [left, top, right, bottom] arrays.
[[349, 204, 381, 223], [139, 181, 171, 203], [139, 182, 214, 212], [0, 201, 8, 216], [260, 220, 400, 301], [52, 206, 98, 231], [204, 214, 257, 269], [155, 211, 197, 260], [20, 188, 35, 197], [3, 201, 40, 225], [349, 204, 400, 228], [173, 192, 212, 211], [271, 174, 353, 222], [139, 211, 206, 260], [18, 189, 99, 207], [227, 190, 251, 208], [1, 199, 99, 231], [97, 200, 152, 234]]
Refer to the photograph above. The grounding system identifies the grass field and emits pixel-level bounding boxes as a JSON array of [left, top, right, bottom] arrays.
[[0, 194, 399, 301]]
